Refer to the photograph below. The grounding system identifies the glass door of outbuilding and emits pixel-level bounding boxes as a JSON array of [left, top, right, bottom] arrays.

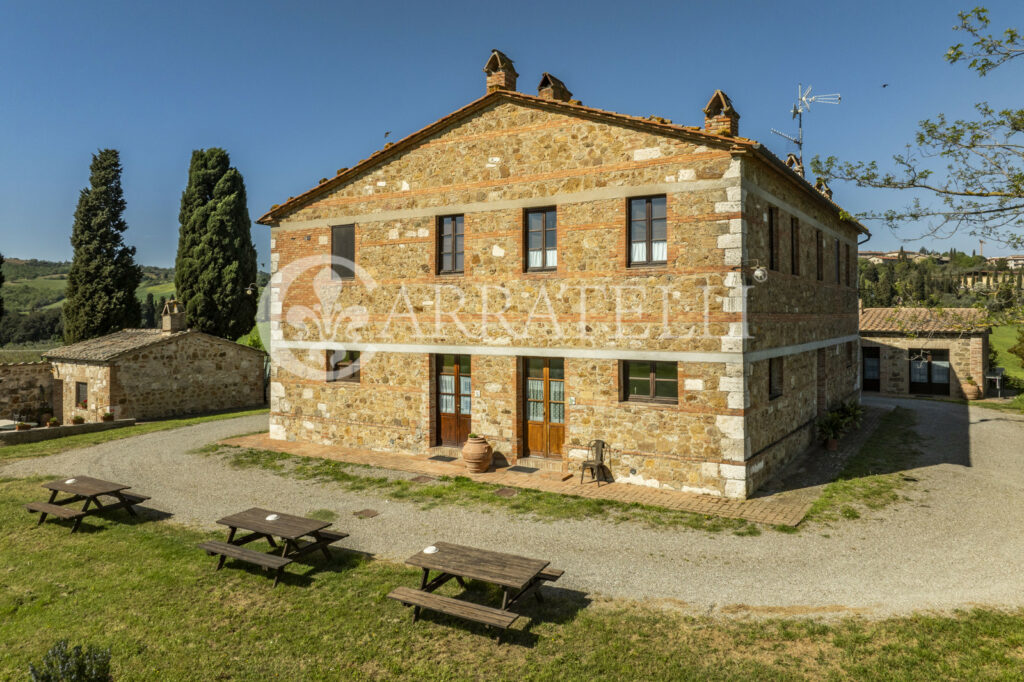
[[524, 358, 565, 459], [909, 349, 950, 395], [437, 354, 471, 446]]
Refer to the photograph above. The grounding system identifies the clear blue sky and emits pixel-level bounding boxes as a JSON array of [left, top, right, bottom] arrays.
[[2, 0, 1022, 268]]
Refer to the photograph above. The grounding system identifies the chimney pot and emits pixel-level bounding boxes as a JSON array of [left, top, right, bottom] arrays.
[[702, 90, 740, 137], [537, 72, 572, 102], [483, 49, 518, 93], [161, 299, 187, 334]]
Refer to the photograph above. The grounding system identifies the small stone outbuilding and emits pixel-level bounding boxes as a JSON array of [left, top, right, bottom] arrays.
[[860, 307, 990, 398], [44, 304, 266, 423]]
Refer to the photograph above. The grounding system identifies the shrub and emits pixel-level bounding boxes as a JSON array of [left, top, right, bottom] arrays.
[[47, 417, 59, 426], [817, 412, 846, 441], [71, 415, 85, 425], [836, 399, 865, 429], [29, 640, 111, 681]]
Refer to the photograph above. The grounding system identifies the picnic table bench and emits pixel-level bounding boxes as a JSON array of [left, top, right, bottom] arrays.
[[25, 476, 150, 533], [199, 507, 348, 587], [388, 541, 563, 640]]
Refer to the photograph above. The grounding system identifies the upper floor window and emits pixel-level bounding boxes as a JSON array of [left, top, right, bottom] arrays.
[[621, 360, 678, 404], [769, 357, 784, 400], [790, 217, 800, 276], [768, 206, 779, 271], [331, 224, 355, 280], [628, 195, 667, 267], [525, 207, 557, 271], [834, 238, 841, 284], [327, 350, 360, 383], [815, 229, 824, 281], [437, 215, 464, 274]]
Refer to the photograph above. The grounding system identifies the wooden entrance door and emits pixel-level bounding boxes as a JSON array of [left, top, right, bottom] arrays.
[[862, 347, 880, 392], [524, 358, 565, 458], [437, 354, 472, 446]]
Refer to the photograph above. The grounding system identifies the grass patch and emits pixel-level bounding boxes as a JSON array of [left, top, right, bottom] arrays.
[[991, 325, 1024, 382], [204, 445, 762, 534], [0, 408, 268, 462], [806, 407, 923, 524], [1, 477, 1024, 679], [0, 345, 50, 363], [307, 508, 338, 522]]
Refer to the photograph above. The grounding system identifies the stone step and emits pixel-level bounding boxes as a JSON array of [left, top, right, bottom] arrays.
[[514, 456, 565, 473]]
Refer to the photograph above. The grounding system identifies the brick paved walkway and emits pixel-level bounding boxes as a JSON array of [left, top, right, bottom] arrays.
[[220, 434, 814, 526]]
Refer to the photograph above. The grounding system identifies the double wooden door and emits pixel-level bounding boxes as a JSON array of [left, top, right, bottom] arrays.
[[437, 355, 472, 446], [524, 358, 565, 458]]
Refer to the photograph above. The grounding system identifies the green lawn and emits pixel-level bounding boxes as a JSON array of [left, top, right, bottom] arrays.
[[991, 325, 1024, 381], [0, 408, 268, 462], [2, 477, 1024, 679], [806, 407, 922, 523]]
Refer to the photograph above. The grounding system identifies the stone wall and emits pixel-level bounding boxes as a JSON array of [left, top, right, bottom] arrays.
[[0, 362, 54, 422], [861, 332, 987, 398], [265, 94, 863, 498], [112, 333, 266, 420]]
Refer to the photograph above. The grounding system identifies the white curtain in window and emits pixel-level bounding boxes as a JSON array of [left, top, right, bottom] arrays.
[[546, 249, 557, 267], [631, 242, 646, 262], [528, 250, 543, 268], [651, 240, 667, 262]]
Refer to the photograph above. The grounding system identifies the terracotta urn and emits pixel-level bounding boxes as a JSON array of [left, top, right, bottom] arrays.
[[14, 423, 31, 432], [101, 414, 114, 422], [962, 383, 982, 400], [461, 435, 493, 473]]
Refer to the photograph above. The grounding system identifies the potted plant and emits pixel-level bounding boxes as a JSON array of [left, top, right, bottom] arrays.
[[101, 412, 114, 422], [14, 422, 31, 432], [47, 417, 60, 428], [461, 433, 493, 473], [962, 376, 982, 400], [71, 415, 85, 425], [816, 413, 845, 451]]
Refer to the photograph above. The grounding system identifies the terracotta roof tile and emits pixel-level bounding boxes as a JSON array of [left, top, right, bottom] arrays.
[[45, 329, 192, 362], [859, 307, 990, 334], [257, 89, 866, 234]]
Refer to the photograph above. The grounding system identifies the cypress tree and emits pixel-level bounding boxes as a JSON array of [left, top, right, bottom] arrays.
[[63, 150, 142, 343], [142, 292, 157, 328], [174, 148, 257, 339]]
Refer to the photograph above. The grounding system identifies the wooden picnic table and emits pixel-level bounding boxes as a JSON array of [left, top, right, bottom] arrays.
[[198, 507, 348, 587], [389, 541, 564, 639], [25, 475, 150, 533]]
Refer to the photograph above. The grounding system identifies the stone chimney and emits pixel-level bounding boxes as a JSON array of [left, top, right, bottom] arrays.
[[814, 178, 834, 201], [537, 72, 572, 102], [785, 153, 805, 178], [161, 299, 187, 334], [484, 49, 518, 93], [702, 90, 740, 137]]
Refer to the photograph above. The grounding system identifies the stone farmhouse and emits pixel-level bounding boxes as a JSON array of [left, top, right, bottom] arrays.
[[42, 302, 266, 423], [258, 51, 866, 498], [860, 307, 990, 399]]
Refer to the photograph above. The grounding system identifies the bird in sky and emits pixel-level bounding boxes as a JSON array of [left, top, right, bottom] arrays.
[[882, 83, 889, 88]]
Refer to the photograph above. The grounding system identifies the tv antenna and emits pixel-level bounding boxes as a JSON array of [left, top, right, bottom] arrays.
[[770, 83, 841, 168]]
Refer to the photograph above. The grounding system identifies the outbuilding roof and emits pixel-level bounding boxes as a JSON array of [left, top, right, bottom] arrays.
[[45, 329, 263, 363], [859, 307, 991, 334]]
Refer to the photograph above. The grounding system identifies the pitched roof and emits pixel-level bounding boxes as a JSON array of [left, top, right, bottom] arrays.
[[859, 307, 990, 334], [44, 328, 265, 363], [45, 329, 191, 362], [256, 89, 867, 235]]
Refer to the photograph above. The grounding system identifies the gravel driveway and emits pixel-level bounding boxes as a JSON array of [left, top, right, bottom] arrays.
[[4, 396, 1024, 618]]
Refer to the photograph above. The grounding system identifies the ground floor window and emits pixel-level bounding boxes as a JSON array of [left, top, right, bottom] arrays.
[[75, 382, 88, 408], [769, 357, 784, 400], [863, 346, 880, 392], [620, 360, 677, 403], [909, 348, 950, 395]]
